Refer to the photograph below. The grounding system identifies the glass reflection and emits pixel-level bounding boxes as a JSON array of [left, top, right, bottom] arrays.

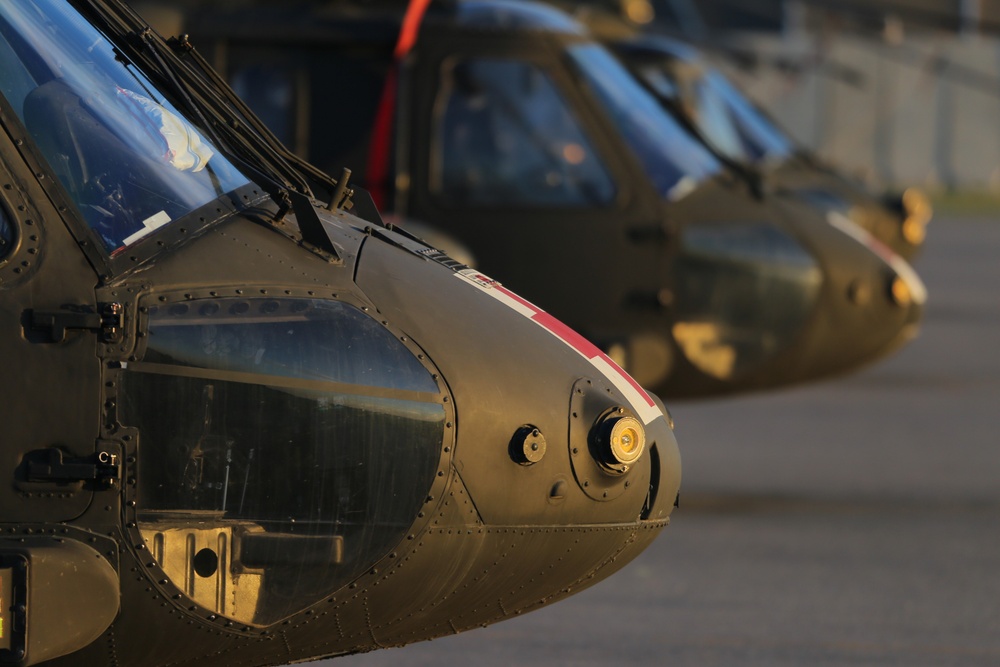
[[122, 298, 444, 625], [638, 58, 794, 166], [672, 222, 821, 379], [0, 0, 249, 252], [567, 43, 721, 201], [698, 70, 794, 164], [231, 64, 296, 149], [434, 57, 616, 206]]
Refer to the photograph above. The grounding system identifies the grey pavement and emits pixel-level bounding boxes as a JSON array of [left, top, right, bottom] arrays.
[[331, 214, 1000, 666]]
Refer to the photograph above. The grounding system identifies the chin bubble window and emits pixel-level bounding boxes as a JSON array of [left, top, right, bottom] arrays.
[[119, 298, 446, 626], [672, 222, 822, 380]]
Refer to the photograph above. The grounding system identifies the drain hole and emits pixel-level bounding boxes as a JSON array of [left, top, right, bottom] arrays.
[[193, 548, 219, 578]]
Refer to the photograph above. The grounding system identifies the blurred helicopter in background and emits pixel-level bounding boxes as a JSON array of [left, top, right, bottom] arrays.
[[0, 1, 681, 665], [561, 7, 931, 261], [146, 0, 927, 400]]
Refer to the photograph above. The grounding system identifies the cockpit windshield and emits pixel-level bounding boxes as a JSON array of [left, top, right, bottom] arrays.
[[637, 58, 794, 166], [0, 0, 250, 253], [566, 43, 721, 201], [699, 68, 794, 164]]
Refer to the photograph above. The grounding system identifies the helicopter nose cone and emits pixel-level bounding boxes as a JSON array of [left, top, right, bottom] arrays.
[[802, 211, 925, 376], [353, 232, 680, 642], [664, 207, 925, 396], [828, 210, 926, 306]]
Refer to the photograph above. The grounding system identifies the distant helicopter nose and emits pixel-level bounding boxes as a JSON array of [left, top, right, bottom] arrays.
[[819, 210, 926, 361], [665, 201, 925, 396], [766, 207, 925, 385]]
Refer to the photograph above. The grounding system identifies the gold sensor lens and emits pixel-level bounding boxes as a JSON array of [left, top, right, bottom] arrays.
[[608, 416, 645, 465]]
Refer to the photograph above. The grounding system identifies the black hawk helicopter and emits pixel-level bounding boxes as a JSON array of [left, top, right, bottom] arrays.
[[159, 0, 927, 399], [549, 0, 933, 260], [575, 18, 932, 261], [0, 0, 681, 665]]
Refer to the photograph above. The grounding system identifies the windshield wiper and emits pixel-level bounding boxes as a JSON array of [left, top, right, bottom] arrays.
[[74, 0, 349, 257], [123, 30, 308, 194], [160, 33, 357, 257]]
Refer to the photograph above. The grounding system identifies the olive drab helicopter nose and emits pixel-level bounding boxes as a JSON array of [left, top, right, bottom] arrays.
[[664, 195, 925, 395], [0, 1, 679, 666]]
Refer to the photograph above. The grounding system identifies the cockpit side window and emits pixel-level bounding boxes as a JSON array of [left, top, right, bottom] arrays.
[[0, 0, 250, 254], [430, 56, 616, 207]]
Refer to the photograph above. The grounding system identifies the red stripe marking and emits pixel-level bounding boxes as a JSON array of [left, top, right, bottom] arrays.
[[395, 0, 434, 58], [495, 285, 656, 409], [365, 0, 434, 210], [364, 68, 399, 211]]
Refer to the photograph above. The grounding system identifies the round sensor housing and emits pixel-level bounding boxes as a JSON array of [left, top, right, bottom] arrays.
[[594, 410, 646, 474]]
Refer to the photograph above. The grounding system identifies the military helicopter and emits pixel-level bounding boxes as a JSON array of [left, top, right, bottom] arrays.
[[547, 0, 932, 259], [0, 1, 681, 665], [590, 28, 931, 260], [159, 0, 926, 399]]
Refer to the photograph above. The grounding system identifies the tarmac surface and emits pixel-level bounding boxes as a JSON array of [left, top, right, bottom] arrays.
[[332, 213, 1000, 667]]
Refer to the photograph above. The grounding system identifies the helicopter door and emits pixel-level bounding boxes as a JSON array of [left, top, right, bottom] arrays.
[[0, 110, 103, 523], [405, 45, 673, 370]]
